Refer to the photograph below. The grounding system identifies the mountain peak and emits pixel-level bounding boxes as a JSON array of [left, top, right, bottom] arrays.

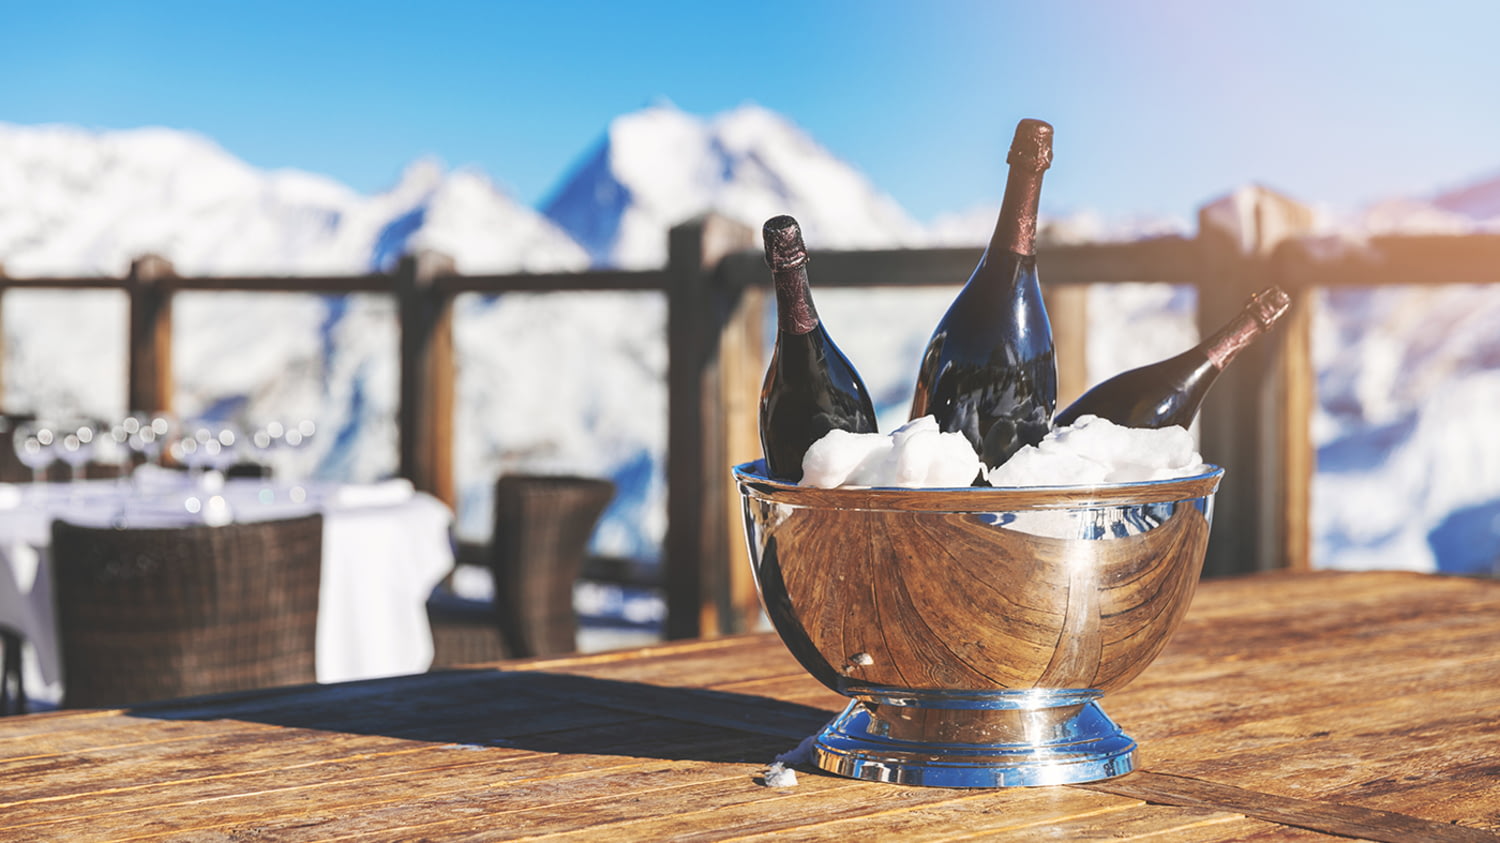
[[543, 103, 920, 268], [1432, 171, 1500, 220], [388, 156, 448, 200]]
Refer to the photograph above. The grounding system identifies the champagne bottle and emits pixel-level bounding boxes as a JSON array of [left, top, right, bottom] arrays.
[[909, 118, 1057, 470], [1053, 286, 1293, 429], [759, 215, 878, 481]]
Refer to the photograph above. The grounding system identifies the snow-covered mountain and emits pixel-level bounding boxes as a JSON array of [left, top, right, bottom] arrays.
[[1354, 171, 1500, 236], [2, 124, 357, 277], [0, 124, 588, 276], [1, 106, 1498, 579], [926, 204, 1191, 248], [542, 103, 923, 268]]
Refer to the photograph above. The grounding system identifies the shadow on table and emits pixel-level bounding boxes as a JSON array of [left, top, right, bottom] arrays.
[[125, 669, 837, 764]]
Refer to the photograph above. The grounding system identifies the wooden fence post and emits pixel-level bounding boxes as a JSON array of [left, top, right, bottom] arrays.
[[1194, 187, 1319, 576], [127, 255, 176, 413], [1266, 255, 1317, 573], [1042, 283, 1090, 408], [1265, 237, 1333, 574], [396, 251, 458, 509], [0, 262, 6, 403], [665, 214, 759, 639], [717, 259, 767, 635]]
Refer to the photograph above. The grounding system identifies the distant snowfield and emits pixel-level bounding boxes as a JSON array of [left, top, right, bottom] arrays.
[[2, 108, 1498, 576], [1312, 285, 1500, 576]]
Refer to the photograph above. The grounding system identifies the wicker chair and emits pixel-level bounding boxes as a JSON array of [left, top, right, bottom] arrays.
[[491, 475, 615, 658], [51, 514, 323, 708], [427, 475, 614, 665], [0, 413, 34, 484], [1, 626, 23, 715]]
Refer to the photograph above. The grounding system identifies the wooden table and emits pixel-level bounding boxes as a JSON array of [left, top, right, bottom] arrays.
[[2, 571, 1498, 841]]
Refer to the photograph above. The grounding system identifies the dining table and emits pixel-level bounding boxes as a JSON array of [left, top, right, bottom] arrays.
[[0, 469, 455, 706], [0, 569, 1495, 841]]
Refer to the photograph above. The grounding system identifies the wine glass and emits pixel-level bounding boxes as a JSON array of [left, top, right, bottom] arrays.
[[100, 419, 133, 480], [55, 419, 98, 483], [275, 419, 316, 503], [123, 412, 176, 474], [12, 419, 58, 485], [283, 419, 316, 451], [205, 422, 242, 475], [249, 421, 284, 475], [175, 420, 241, 487]]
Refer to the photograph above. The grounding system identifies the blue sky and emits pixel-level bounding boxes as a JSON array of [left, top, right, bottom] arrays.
[[5, 0, 1499, 224]]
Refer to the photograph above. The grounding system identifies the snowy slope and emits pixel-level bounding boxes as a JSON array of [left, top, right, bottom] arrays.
[[1357, 171, 1500, 236], [542, 103, 922, 268], [2, 123, 362, 277], [0, 124, 589, 278], [1313, 285, 1500, 575], [1311, 173, 1500, 575]]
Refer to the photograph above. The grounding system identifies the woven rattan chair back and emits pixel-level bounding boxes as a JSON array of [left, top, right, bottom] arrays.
[[490, 475, 614, 658], [1, 626, 23, 715], [52, 514, 323, 708]]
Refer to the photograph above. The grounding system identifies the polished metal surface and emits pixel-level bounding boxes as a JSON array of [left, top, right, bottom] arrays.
[[734, 460, 1223, 787], [816, 691, 1136, 787]]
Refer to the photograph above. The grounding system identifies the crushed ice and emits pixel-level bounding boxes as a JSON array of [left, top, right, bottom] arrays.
[[986, 414, 1206, 487], [799, 416, 981, 488], [756, 732, 819, 788], [799, 414, 1206, 489]]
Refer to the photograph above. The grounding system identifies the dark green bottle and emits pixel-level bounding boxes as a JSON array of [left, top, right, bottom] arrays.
[[909, 118, 1057, 470], [758, 215, 877, 481]]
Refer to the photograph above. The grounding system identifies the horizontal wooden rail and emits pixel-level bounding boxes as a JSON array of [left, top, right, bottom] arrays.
[[718, 236, 1207, 291], [0, 277, 133, 292], [433, 269, 670, 295], [1275, 234, 1500, 289], [0, 270, 672, 296]]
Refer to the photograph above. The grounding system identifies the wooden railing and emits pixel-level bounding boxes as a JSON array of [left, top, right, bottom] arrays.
[[4, 217, 1498, 640]]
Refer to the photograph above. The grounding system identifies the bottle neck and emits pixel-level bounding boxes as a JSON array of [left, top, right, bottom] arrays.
[[1201, 288, 1291, 369], [1201, 309, 1267, 370], [989, 164, 1046, 257], [774, 267, 819, 335]]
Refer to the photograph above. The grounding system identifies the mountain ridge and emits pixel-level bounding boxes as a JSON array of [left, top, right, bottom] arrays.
[[9, 105, 1499, 279]]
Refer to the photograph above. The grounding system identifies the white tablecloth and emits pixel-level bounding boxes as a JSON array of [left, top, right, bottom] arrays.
[[0, 473, 454, 705]]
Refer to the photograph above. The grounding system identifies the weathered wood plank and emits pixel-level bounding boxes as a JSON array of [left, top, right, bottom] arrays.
[[1271, 284, 1318, 572], [0, 573, 1495, 841], [0, 733, 773, 838], [530, 784, 1162, 843], [1277, 234, 1500, 289], [126, 255, 175, 414], [1043, 282, 1090, 408], [434, 268, 669, 294], [1087, 771, 1498, 843], [395, 251, 458, 507], [719, 281, 768, 633], [720, 802, 1332, 843], [717, 237, 1205, 291], [665, 214, 759, 639]]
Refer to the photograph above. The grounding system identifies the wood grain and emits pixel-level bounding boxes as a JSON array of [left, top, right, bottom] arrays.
[[0, 571, 1496, 840]]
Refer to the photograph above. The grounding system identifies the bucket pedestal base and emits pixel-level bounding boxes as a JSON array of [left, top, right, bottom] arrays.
[[813, 689, 1136, 788]]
